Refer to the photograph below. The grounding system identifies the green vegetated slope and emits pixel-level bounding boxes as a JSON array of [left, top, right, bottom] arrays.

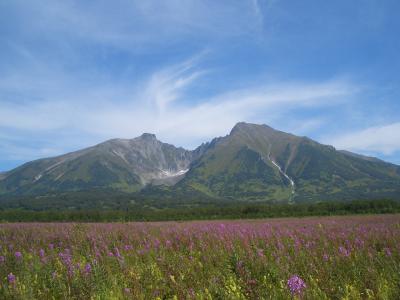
[[285, 138, 400, 201], [176, 123, 292, 201]]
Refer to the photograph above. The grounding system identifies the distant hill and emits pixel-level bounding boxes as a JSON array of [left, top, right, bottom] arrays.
[[1, 122, 400, 205]]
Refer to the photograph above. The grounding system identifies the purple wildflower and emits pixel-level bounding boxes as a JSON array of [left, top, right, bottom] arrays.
[[137, 249, 147, 255], [114, 247, 122, 258], [15, 251, 22, 260], [256, 248, 265, 258], [8, 273, 16, 285], [59, 252, 72, 265], [84, 263, 92, 274], [124, 245, 133, 251], [39, 249, 45, 258], [188, 288, 195, 297], [287, 275, 306, 296], [339, 246, 350, 257], [0, 255, 5, 263]]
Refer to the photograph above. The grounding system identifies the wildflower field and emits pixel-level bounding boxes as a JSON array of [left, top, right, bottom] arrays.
[[0, 215, 399, 299]]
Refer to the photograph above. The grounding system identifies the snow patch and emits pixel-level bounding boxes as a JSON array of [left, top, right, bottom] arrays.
[[44, 160, 64, 173], [270, 160, 295, 188], [266, 154, 295, 196], [160, 169, 189, 178], [34, 160, 66, 182]]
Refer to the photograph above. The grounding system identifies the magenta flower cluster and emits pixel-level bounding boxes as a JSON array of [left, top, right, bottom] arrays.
[[14, 251, 22, 260], [287, 275, 306, 295], [8, 273, 16, 285]]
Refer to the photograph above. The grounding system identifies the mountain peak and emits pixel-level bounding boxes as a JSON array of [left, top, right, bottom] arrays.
[[230, 122, 275, 136], [230, 122, 256, 133], [140, 133, 157, 140]]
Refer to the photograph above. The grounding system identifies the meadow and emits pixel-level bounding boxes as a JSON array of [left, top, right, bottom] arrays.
[[0, 215, 399, 299]]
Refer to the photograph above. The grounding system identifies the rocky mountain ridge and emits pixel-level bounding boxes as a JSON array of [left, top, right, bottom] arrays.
[[1, 122, 400, 202]]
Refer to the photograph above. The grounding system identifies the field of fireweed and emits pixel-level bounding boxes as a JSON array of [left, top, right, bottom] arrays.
[[0, 215, 399, 299]]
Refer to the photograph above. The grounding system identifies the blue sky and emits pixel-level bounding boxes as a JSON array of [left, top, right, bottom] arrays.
[[1, 0, 400, 171]]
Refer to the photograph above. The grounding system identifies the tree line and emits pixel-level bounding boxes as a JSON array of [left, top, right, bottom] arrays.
[[0, 199, 399, 222]]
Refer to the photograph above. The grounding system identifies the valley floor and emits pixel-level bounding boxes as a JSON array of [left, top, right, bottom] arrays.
[[0, 214, 399, 299]]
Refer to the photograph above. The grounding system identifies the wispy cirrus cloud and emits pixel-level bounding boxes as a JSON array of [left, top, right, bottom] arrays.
[[0, 56, 358, 153], [327, 123, 400, 155], [1, 0, 263, 55]]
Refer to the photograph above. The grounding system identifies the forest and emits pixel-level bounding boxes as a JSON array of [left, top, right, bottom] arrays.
[[0, 199, 398, 222]]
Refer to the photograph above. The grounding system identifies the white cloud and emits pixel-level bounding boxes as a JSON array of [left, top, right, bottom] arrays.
[[0, 56, 358, 152], [2, 0, 263, 53], [75, 62, 356, 149], [327, 123, 400, 155], [144, 56, 207, 113]]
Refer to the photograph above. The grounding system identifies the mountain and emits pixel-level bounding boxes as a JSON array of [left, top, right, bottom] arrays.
[[1, 122, 400, 204], [176, 123, 400, 202], [0, 133, 196, 195]]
